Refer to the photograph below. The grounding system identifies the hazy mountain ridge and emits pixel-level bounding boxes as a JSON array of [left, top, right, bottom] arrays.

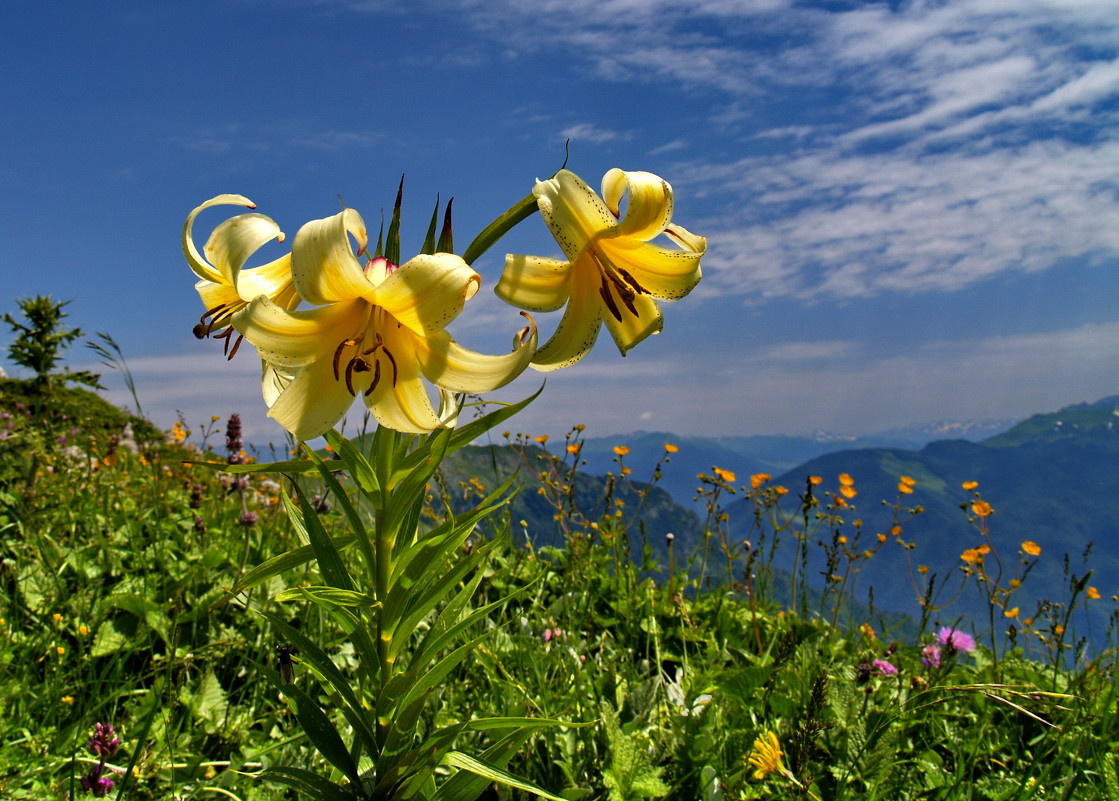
[[717, 396, 1119, 636]]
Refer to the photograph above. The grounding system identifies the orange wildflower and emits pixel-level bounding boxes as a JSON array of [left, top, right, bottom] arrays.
[[1021, 541, 1041, 556]]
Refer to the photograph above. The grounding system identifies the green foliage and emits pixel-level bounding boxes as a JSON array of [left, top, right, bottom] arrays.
[[2, 295, 101, 392], [2, 382, 1118, 800]]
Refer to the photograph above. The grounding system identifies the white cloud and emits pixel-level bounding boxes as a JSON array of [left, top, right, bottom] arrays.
[[558, 123, 631, 145]]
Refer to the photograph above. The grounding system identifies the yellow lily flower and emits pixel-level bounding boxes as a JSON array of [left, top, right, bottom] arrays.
[[233, 207, 537, 439], [183, 194, 298, 357], [496, 168, 705, 371]]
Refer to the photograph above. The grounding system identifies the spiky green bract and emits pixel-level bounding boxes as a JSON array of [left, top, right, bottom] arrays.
[[230, 389, 566, 800]]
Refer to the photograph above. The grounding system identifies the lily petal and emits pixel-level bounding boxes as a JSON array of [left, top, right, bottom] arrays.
[[205, 213, 287, 288], [371, 253, 481, 335], [599, 239, 703, 300], [529, 263, 604, 371], [183, 194, 257, 284], [495, 255, 572, 312], [266, 356, 358, 441], [416, 314, 538, 392], [234, 296, 367, 370], [599, 289, 663, 354], [601, 168, 673, 241], [291, 208, 371, 306], [534, 170, 618, 262]]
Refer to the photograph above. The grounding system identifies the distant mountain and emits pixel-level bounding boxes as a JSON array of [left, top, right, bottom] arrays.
[[575, 418, 1015, 511], [721, 396, 1119, 643], [434, 443, 705, 567]]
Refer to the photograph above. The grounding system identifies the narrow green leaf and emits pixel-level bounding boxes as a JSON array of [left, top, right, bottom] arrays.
[[421, 196, 440, 255], [258, 767, 356, 801], [277, 680, 362, 787], [275, 586, 380, 608], [264, 612, 379, 759], [227, 535, 357, 596], [386, 176, 404, 267], [437, 197, 454, 254], [448, 386, 544, 452], [325, 429, 380, 494], [461, 193, 539, 265], [287, 488, 354, 591], [443, 751, 566, 801], [186, 458, 324, 475]]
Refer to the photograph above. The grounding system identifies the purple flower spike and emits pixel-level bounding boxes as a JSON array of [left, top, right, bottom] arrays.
[[87, 723, 120, 759], [80, 764, 115, 797]]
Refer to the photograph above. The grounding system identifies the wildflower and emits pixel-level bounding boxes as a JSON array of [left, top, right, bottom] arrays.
[[53, 613, 65, 623], [1005, 607, 1019, 618], [713, 467, 736, 483], [840, 484, 857, 499], [960, 548, 983, 564], [229, 207, 536, 438], [918, 565, 929, 574], [838, 473, 855, 486], [971, 500, 993, 517], [534, 435, 549, 445], [922, 644, 942, 668], [496, 168, 705, 369], [183, 195, 297, 353], [80, 764, 115, 798], [171, 421, 188, 443], [860, 623, 877, 640], [664, 442, 678, 453], [78, 624, 90, 636], [613, 445, 629, 456], [1021, 541, 1041, 557], [936, 627, 976, 654], [56, 646, 66, 657], [873, 659, 898, 676], [87, 723, 121, 758], [747, 731, 795, 782], [566, 443, 581, 455], [962, 480, 979, 490], [890, 525, 903, 537], [750, 473, 771, 489], [238, 511, 259, 527], [809, 475, 823, 485], [61, 695, 74, 705], [1087, 586, 1101, 600]]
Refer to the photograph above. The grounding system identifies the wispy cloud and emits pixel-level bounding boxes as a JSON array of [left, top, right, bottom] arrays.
[[558, 123, 631, 145]]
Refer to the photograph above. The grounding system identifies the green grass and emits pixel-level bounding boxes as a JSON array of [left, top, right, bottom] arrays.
[[2, 383, 1117, 800]]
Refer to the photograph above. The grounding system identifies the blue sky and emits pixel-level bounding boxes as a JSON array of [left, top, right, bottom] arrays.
[[3, 0, 1118, 443]]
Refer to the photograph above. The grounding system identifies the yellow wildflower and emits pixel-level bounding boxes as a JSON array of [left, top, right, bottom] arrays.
[[838, 473, 855, 486], [1021, 541, 1041, 557], [535, 435, 549, 445], [890, 525, 903, 537], [613, 445, 629, 456], [664, 442, 678, 453], [962, 481, 979, 490], [840, 485, 857, 499], [1005, 607, 1019, 618], [971, 500, 993, 517], [877, 533, 888, 543], [900, 475, 916, 487], [713, 467, 736, 483], [61, 696, 74, 705], [961, 548, 982, 563], [809, 475, 823, 485], [860, 623, 877, 640], [78, 625, 90, 636], [566, 443, 581, 455], [1087, 587, 1101, 600], [747, 731, 795, 782], [775, 486, 788, 496], [750, 473, 771, 489], [918, 565, 929, 574]]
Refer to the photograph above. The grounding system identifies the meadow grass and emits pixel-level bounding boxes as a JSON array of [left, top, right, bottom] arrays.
[[1, 387, 1117, 800]]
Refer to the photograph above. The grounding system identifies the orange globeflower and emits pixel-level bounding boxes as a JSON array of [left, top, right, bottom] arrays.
[[962, 481, 979, 490], [664, 442, 679, 453], [750, 473, 771, 489], [714, 467, 736, 483], [566, 443, 581, 455], [1021, 541, 1041, 557], [613, 445, 630, 456], [838, 473, 855, 486]]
